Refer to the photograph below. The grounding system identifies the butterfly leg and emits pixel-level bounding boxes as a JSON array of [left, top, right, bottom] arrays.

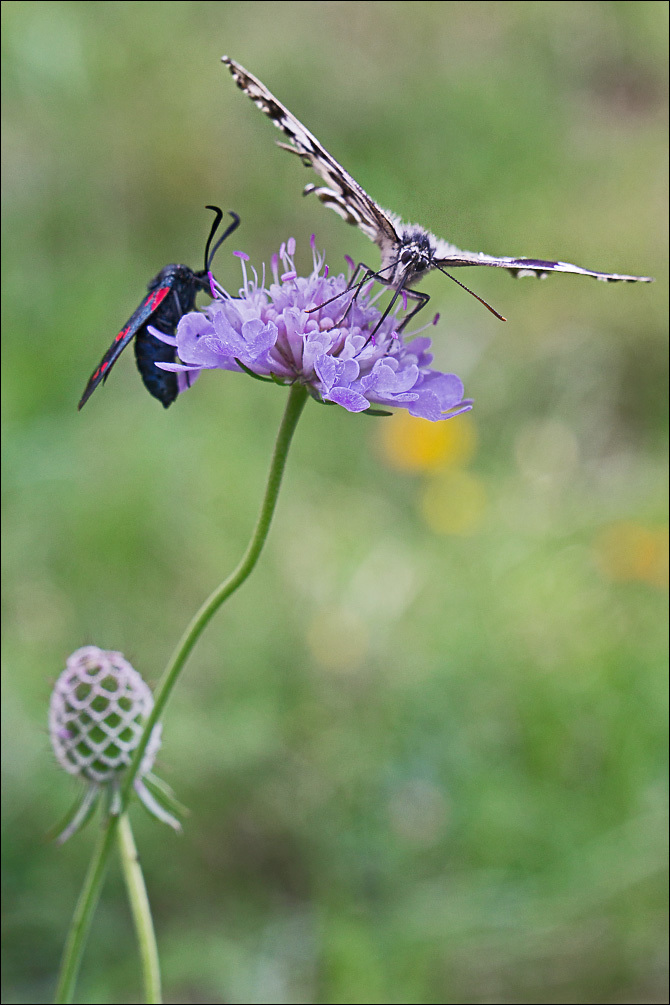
[[362, 281, 430, 347], [305, 261, 390, 318], [336, 262, 383, 324], [344, 265, 431, 329], [396, 288, 431, 333], [306, 260, 426, 342], [346, 262, 378, 291], [336, 267, 432, 348]]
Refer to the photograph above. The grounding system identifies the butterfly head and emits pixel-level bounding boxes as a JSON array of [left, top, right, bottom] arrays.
[[393, 227, 438, 287]]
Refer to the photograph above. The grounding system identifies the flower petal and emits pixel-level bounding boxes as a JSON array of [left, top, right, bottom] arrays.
[[326, 386, 371, 412]]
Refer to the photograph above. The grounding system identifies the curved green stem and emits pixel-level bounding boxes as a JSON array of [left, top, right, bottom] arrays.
[[118, 813, 162, 1003], [53, 383, 309, 1003], [122, 382, 308, 803]]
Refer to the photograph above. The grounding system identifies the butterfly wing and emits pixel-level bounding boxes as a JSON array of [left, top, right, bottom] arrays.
[[78, 280, 175, 410], [431, 242, 653, 283], [223, 57, 652, 295], [222, 57, 400, 267]]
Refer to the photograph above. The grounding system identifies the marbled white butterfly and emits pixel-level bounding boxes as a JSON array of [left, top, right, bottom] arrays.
[[223, 57, 651, 327]]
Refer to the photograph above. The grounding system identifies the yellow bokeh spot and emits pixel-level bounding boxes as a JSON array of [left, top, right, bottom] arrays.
[[594, 522, 669, 589], [377, 411, 477, 472], [419, 469, 487, 536]]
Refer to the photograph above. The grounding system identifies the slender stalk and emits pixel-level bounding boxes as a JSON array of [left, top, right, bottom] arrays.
[[122, 382, 309, 804], [117, 813, 162, 1004], [53, 383, 309, 1003], [54, 817, 116, 1003]]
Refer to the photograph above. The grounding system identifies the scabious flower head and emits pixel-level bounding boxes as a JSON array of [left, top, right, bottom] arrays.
[[151, 238, 472, 421], [49, 646, 180, 841]]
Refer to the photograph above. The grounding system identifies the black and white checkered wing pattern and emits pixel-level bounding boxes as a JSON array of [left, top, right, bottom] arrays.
[[222, 57, 400, 267]]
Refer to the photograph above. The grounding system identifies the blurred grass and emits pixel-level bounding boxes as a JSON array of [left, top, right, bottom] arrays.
[[2, 2, 668, 1003]]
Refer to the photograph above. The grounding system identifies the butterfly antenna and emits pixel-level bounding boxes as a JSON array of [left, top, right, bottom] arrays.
[[436, 265, 506, 321], [204, 206, 241, 270]]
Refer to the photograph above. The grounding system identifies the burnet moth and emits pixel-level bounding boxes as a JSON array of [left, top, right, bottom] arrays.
[[78, 206, 240, 409]]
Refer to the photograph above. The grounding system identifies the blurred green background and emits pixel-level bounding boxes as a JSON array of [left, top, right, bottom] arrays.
[[2, 2, 668, 1002]]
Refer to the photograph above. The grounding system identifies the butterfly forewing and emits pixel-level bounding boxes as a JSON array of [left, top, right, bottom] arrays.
[[432, 249, 652, 283], [223, 57, 400, 265]]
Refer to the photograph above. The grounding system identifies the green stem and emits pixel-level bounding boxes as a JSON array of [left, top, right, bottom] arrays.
[[123, 381, 309, 803], [53, 383, 309, 1003], [54, 816, 116, 1003], [117, 813, 162, 1003]]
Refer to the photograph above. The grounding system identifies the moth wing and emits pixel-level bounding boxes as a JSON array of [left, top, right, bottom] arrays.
[[78, 283, 173, 410]]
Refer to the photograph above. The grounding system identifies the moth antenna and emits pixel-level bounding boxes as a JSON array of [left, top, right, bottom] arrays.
[[204, 207, 241, 270], [436, 266, 507, 322], [203, 206, 223, 268]]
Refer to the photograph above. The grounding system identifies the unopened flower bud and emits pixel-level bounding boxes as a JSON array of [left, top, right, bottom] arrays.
[[50, 646, 161, 783], [49, 646, 180, 842]]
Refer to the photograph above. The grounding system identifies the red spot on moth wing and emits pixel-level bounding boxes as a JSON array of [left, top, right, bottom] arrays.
[[147, 286, 171, 311], [115, 325, 132, 343]]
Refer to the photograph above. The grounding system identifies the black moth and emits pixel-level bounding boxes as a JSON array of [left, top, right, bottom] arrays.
[[78, 206, 239, 409]]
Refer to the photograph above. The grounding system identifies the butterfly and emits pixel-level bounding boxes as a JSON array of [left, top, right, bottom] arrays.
[[222, 56, 652, 328], [78, 206, 240, 410]]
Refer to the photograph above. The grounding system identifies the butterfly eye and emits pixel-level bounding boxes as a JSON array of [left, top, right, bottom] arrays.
[[401, 250, 414, 265]]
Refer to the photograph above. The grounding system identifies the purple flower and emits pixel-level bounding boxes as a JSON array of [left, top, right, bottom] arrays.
[[151, 238, 472, 421]]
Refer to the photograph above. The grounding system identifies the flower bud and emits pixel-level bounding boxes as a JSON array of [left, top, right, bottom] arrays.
[[50, 646, 161, 783], [49, 647, 180, 841]]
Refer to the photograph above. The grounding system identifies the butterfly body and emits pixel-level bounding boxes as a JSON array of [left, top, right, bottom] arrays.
[[78, 208, 240, 410], [222, 56, 652, 316]]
